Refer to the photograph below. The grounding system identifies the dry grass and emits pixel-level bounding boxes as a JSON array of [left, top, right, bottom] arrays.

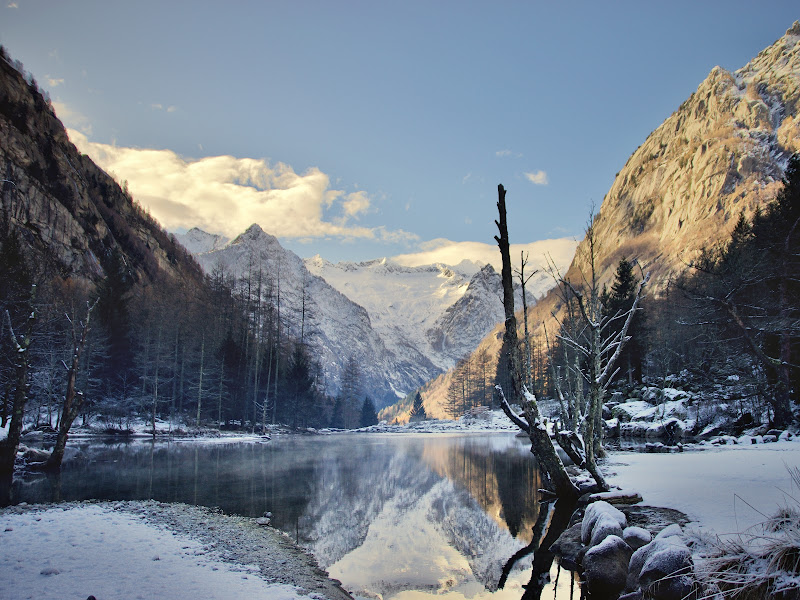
[[694, 468, 800, 599]]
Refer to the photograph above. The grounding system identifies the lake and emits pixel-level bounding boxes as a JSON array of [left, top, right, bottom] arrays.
[[8, 432, 581, 599]]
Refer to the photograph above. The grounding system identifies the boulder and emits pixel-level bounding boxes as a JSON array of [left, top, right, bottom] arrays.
[[639, 545, 693, 600], [550, 522, 583, 571], [581, 500, 627, 544], [654, 524, 684, 540], [590, 515, 625, 547], [583, 534, 632, 598], [623, 526, 652, 550], [627, 526, 691, 594]]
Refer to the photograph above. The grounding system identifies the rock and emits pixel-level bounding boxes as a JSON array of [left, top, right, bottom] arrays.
[[256, 517, 271, 526], [550, 522, 583, 570], [589, 490, 644, 505], [639, 544, 693, 600], [627, 527, 690, 593], [589, 515, 625, 547], [583, 534, 632, 598], [763, 434, 778, 443], [581, 500, 627, 544], [623, 526, 652, 550], [21, 447, 50, 462], [654, 524, 683, 540]]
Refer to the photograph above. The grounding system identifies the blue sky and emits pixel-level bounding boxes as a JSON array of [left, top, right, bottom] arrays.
[[2, 1, 798, 267]]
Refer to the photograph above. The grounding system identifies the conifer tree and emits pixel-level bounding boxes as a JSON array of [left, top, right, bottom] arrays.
[[409, 391, 427, 421], [359, 396, 379, 427]]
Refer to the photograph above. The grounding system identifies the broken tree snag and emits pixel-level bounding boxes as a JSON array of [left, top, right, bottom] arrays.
[[495, 184, 578, 500]]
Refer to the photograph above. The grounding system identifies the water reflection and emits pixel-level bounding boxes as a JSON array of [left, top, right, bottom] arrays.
[[8, 433, 578, 599]]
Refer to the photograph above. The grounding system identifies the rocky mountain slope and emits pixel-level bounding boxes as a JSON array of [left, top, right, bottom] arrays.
[[418, 21, 800, 416], [305, 256, 555, 373], [0, 49, 203, 288], [181, 226, 561, 409]]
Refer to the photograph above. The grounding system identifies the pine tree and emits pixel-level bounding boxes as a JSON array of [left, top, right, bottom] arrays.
[[359, 396, 379, 427], [409, 391, 427, 421], [602, 258, 644, 384]]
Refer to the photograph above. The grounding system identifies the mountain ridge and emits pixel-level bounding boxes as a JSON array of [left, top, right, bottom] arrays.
[[417, 21, 800, 418], [178, 224, 569, 409]]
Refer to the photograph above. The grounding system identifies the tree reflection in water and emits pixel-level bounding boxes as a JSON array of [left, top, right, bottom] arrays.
[[499, 497, 580, 600]]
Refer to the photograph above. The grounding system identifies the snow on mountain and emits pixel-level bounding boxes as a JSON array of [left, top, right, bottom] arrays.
[[306, 256, 558, 373], [305, 257, 478, 371], [175, 227, 229, 255], [178, 225, 565, 409]]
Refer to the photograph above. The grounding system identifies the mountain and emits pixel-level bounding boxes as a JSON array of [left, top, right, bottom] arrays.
[[418, 21, 800, 416], [0, 49, 203, 288], [178, 224, 423, 408], [180, 226, 565, 409], [176, 227, 229, 255], [305, 256, 555, 372]]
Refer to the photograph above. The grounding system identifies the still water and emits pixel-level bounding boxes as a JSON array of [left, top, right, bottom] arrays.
[[11, 433, 580, 599]]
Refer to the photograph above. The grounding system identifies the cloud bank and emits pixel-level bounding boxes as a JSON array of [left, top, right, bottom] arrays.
[[67, 129, 416, 243], [391, 237, 577, 274]]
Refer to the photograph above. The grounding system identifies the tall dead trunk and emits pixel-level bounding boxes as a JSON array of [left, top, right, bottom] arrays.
[[46, 299, 97, 471], [195, 333, 205, 427], [495, 185, 577, 500], [0, 287, 36, 476]]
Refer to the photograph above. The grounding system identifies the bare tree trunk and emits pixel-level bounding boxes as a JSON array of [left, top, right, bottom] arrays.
[[46, 299, 97, 471], [0, 288, 36, 476], [195, 333, 204, 427], [495, 185, 577, 500]]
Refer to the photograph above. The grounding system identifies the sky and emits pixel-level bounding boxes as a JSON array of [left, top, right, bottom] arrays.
[[1, 1, 798, 267]]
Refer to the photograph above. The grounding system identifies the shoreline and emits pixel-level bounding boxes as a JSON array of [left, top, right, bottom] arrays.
[[0, 500, 352, 600]]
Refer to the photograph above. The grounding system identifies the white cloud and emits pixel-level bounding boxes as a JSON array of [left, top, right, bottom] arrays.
[[342, 190, 370, 218], [495, 149, 512, 157], [391, 237, 577, 273], [524, 170, 549, 185], [46, 76, 64, 87], [67, 129, 415, 243], [7, 2, 19, 8]]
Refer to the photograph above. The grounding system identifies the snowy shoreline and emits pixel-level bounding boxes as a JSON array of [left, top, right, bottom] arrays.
[[0, 500, 352, 600]]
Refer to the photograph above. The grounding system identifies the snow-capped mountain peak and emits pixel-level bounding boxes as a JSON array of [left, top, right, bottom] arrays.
[[178, 227, 229, 255]]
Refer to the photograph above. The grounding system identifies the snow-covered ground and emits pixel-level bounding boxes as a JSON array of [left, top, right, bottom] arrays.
[[0, 501, 350, 600], [606, 440, 800, 537]]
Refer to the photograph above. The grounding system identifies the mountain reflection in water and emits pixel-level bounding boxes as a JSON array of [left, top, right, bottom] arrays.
[[10, 433, 578, 599]]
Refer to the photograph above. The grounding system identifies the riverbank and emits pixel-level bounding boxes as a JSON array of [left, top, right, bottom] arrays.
[[0, 500, 352, 600]]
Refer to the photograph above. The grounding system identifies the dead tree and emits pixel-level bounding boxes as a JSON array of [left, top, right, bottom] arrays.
[[495, 185, 578, 500], [0, 285, 36, 476], [514, 251, 538, 389], [557, 239, 648, 490], [46, 299, 98, 471]]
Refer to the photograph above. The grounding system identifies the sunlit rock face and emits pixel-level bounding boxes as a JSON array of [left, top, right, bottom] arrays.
[[421, 23, 800, 415], [584, 21, 800, 293]]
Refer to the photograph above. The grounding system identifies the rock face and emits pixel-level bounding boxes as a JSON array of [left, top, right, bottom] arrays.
[[0, 53, 202, 288], [582, 21, 800, 292], [420, 22, 800, 413]]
